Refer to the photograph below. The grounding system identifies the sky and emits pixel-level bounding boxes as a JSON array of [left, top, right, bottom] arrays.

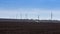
[[0, 0, 60, 20]]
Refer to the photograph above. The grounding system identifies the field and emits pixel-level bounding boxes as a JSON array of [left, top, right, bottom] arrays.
[[0, 19, 60, 34]]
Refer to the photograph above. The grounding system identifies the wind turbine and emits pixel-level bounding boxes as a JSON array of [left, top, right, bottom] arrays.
[[35, 15, 40, 23], [25, 14, 28, 19], [38, 15, 39, 20], [16, 12, 18, 19], [20, 13, 22, 19], [51, 11, 53, 20]]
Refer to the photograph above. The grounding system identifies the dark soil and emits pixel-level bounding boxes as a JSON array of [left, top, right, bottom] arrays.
[[0, 19, 60, 34]]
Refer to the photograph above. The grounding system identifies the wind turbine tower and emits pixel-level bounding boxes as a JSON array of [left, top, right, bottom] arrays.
[[20, 13, 22, 19], [25, 14, 28, 19], [51, 11, 53, 20]]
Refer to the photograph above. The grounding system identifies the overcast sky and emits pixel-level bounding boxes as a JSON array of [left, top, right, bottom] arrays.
[[0, 0, 60, 20]]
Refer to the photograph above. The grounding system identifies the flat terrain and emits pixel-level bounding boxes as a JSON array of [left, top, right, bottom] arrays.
[[0, 19, 60, 34]]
